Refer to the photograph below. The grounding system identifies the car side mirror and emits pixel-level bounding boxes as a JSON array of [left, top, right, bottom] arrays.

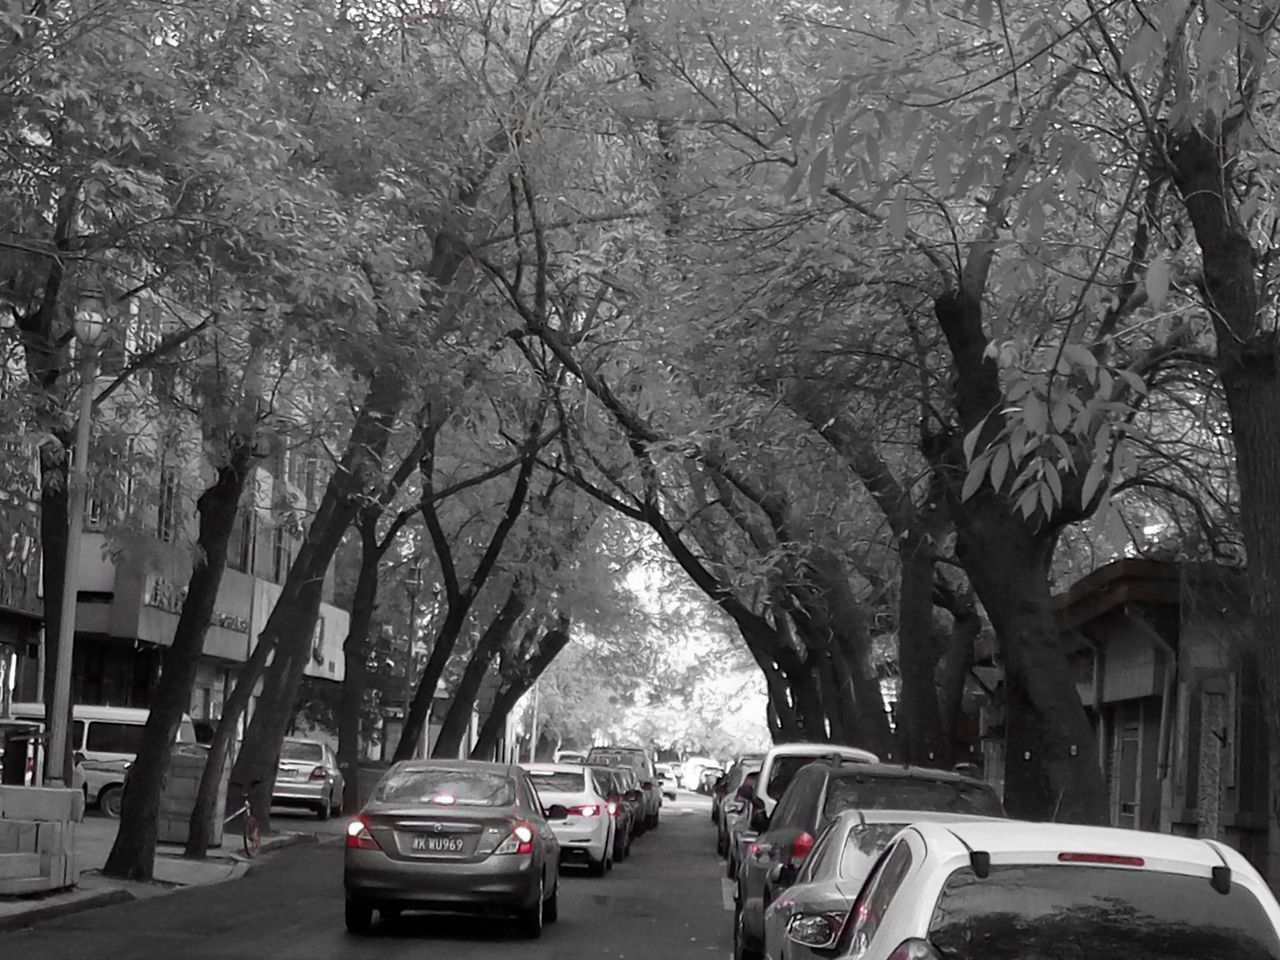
[[787, 913, 843, 950], [545, 804, 569, 821]]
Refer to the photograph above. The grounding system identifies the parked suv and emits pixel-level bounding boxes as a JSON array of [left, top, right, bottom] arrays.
[[586, 745, 661, 830], [753, 743, 878, 820], [732, 759, 1003, 960]]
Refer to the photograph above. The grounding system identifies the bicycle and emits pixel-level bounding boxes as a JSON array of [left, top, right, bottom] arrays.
[[224, 780, 262, 859]]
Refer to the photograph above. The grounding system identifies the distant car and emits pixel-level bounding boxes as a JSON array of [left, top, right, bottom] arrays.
[[717, 756, 765, 846], [799, 820, 1280, 959], [655, 763, 678, 800], [344, 759, 563, 938], [590, 764, 637, 862], [553, 750, 587, 764], [274, 737, 344, 819], [763, 808, 1005, 960], [723, 768, 762, 879], [734, 760, 1002, 960], [753, 743, 878, 820], [587, 745, 661, 830], [523, 763, 615, 876]]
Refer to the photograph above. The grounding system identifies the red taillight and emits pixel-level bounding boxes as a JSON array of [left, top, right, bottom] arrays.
[[345, 817, 380, 850], [790, 831, 815, 866], [606, 801, 619, 817], [748, 842, 762, 859], [1058, 852, 1144, 867], [568, 804, 600, 818], [495, 820, 535, 856], [309, 766, 327, 781]]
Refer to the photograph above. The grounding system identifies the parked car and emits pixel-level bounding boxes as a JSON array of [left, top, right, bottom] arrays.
[[344, 759, 563, 938], [793, 820, 1280, 959], [590, 764, 637, 862], [734, 760, 1002, 960], [753, 743, 878, 820], [523, 762, 615, 876], [717, 756, 765, 849], [763, 808, 1005, 960], [655, 762, 678, 799], [274, 737, 344, 820], [8, 702, 197, 816], [680, 756, 722, 790], [0, 718, 86, 796], [553, 750, 587, 764], [587, 745, 661, 829], [723, 768, 762, 879]]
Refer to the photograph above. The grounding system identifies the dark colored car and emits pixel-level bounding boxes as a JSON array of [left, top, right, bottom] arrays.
[[732, 760, 1004, 960], [344, 760, 563, 939], [717, 757, 765, 853], [590, 764, 638, 862]]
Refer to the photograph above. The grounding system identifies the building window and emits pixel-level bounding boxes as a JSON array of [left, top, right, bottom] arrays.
[[157, 464, 179, 542], [229, 508, 254, 573], [272, 525, 290, 583]]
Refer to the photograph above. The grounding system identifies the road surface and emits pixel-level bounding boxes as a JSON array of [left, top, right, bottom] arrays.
[[8, 791, 732, 959]]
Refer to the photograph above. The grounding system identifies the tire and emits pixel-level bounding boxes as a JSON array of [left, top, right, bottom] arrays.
[[345, 900, 373, 934], [588, 853, 607, 877], [544, 877, 559, 924], [726, 853, 737, 879], [242, 814, 262, 858], [614, 832, 627, 863], [98, 785, 123, 819], [316, 798, 331, 821], [517, 876, 544, 939], [733, 899, 763, 960], [649, 812, 659, 830]]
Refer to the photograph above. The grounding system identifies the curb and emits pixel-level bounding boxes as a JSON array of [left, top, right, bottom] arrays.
[[241, 831, 319, 874], [0, 888, 135, 934]]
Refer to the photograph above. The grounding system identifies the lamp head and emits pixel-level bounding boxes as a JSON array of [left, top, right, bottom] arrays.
[[73, 288, 109, 347]]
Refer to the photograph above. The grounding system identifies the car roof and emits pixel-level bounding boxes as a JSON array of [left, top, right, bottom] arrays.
[[914, 819, 1248, 871], [766, 743, 879, 761], [522, 763, 592, 775], [389, 759, 517, 776], [829, 808, 1006, 827], [825, 762, 996, 788]]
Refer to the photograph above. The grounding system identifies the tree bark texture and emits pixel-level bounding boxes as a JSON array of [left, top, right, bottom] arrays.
[[1169, 126, 1280, 882], [103, 444, 252, 880], [432, 588, 528, 759], [338, 521, 381, 814], [470, 623, 570, 761], [896, 536, 946, 766], [935, 584, 981, 768]]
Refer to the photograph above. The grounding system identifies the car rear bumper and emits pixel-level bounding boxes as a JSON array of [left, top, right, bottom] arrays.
[[551, 819, 609, 860], [273, 781, 326, 804], [345, 849, 541, 913]]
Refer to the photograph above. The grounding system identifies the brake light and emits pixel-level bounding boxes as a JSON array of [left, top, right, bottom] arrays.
[[309, 766, 327, 781], [790, 831, 815, 866], [568, 804, 600, 817], [606, 801, 619, 817], [748, 842, 762, 859], [1058, 852, 1144, 867], [345, 817, 380, 850], [887, 939, 944, 960], [495, 820, 535, 856]]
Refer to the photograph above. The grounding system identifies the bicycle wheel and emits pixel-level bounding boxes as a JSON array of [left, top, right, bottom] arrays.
[[243, 814, 262, 859]]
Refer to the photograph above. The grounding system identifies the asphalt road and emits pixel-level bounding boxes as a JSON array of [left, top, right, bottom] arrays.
[[8, 790, 731, 960]]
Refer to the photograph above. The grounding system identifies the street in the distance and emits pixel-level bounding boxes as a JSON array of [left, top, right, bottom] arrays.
[[4, 791, 727, 960]]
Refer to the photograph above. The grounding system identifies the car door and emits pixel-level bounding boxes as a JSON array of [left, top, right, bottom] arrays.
[[841, 836, 915, 958], [522, 774, 560, 874]]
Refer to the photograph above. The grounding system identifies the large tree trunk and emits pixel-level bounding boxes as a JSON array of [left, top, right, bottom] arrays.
[[433, 589, 527, 760], [896, 536, 945, 766], [935, 583, 980, 768], [1168, 125, 1280, 883], [470, 623, 570, 761], [103, 444, 252, 880], [956, 511, 1105, 822], [338, 521, 380, 814], [395, 607, 465, 762]]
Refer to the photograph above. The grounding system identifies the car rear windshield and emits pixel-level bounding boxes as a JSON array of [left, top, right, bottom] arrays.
[[280, 741, 324, 761], [375, 769, 516, 806], [528, 770, 586, 792], [589, 750, 647, 778], [928, 864, 1280, 960], [822, 775, 1002, 819]]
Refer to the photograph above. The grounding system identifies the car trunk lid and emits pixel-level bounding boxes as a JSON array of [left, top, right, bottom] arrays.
[[362, 807, 513, 863]]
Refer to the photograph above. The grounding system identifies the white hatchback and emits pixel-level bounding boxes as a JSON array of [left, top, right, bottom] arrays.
[[523, 763, 615, 877], [790, 819, 1280, 959]]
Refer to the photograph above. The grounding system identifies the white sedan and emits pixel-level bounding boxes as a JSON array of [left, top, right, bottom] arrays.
[[787, 819, 1280, 959], [523, 763, 615, 877]]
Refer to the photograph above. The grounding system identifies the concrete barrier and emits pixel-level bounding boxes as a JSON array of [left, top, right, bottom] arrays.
[[156, 745, 226, 847], [0, 785, 84, 893]]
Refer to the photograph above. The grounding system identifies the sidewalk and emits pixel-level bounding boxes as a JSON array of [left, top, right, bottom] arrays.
[[0, 813, 317, 933]]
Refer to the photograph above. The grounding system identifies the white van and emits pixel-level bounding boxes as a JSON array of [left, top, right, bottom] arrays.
[[7, 703, 198, 816]]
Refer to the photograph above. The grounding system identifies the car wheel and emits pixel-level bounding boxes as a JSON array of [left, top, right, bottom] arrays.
[[588, 852, 607, 877], [649, 812, 659, 830], [733, 900, 763, 960], [544, 877, 559, 924], [99, 785, 123, 819], [725, 853, 737, 880], [345, 900, 373, 934], [316, 797, 330, 821], [517, 876, 544, 939]]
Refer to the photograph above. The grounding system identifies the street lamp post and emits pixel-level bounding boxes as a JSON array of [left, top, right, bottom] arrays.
[[402, 559, 422, 758], [46, 289, 108, 787]]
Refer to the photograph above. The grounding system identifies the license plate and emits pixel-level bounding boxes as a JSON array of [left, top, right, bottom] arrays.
[[412, 835, 464, 853]]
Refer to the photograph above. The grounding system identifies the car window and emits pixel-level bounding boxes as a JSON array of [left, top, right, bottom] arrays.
[[280, 741, 325, 762], [85, 721, 144, 754], [847, 839, 913, 954], [521, 776, 544, 813], [799, 824, 842, 883], [928, 864, 1280, 960], [770, 768, 819, 829], [376, 768, 516, 806], [766, 755, 824, 799], [839, 823, 906, 881], [822, 774, 1002, 819], [71, 720, 84, 749], [527, 770, 587, 792]]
